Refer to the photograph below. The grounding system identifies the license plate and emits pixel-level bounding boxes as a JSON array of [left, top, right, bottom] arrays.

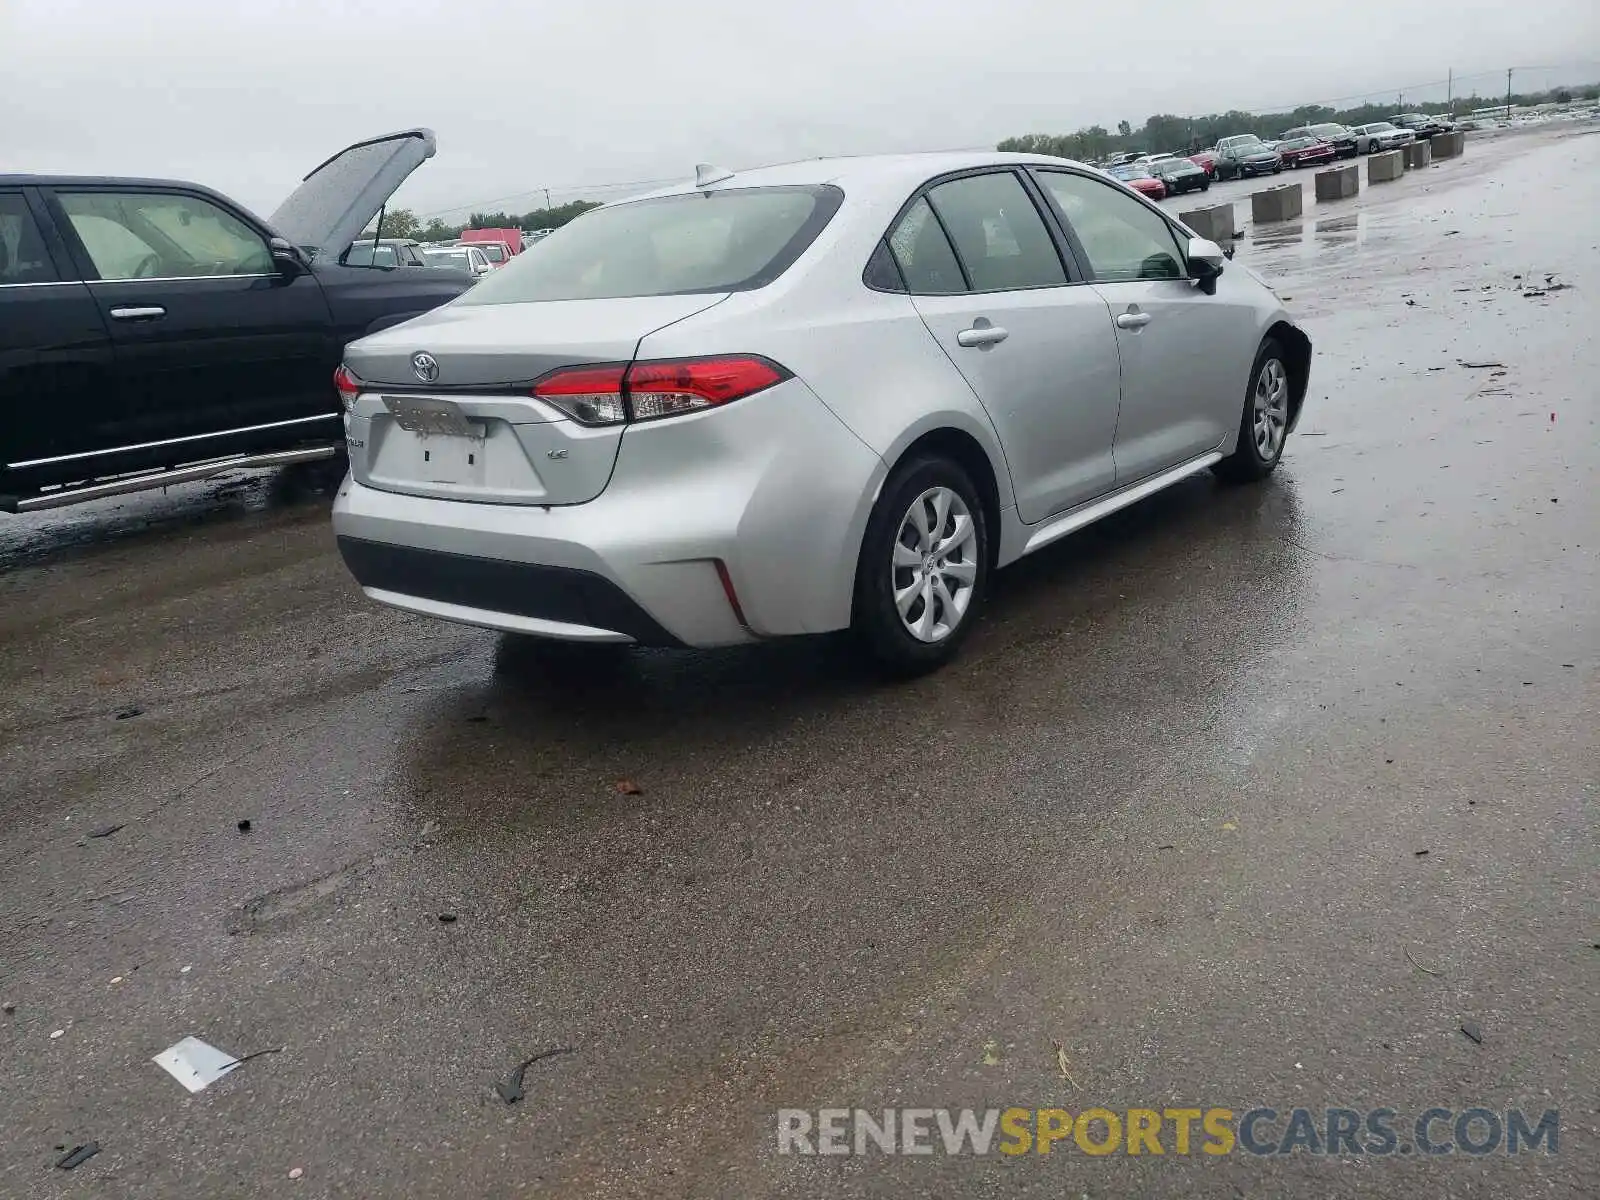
[[382, 395, 484, 439]]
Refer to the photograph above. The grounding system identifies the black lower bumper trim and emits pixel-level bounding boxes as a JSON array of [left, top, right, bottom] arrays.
[[336, 537, 684, 647]]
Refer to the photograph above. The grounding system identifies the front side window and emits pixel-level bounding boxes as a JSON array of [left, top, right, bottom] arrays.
[[459, 184, 841, 304], [0, 193, 58, 284], [924, 172, 1066, 291], [1034, 171, 1186, 283], [58, 191, 270, 280]]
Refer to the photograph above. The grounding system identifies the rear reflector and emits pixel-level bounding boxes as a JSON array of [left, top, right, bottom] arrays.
[[529, 356, 788, 426]]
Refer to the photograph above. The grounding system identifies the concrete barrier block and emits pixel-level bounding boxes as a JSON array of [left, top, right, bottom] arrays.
[[1314, 164, 1360, 201], [1368, 150, 1405, 183], [1432, 130, 1465, 158], [1249, 183, 1303, 224], [1404, 140, 1433, 170], [1177, 202, 1235, 243]]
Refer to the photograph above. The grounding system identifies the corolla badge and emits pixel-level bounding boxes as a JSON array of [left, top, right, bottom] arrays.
[[411, 351, 440, 383]]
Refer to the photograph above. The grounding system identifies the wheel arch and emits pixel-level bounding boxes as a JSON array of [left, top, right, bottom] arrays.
[[1267, 321, 1313, 429], [881, 425, 1006, 569]]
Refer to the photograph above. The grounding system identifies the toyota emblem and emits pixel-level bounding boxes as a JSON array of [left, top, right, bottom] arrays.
[[411, 351, 440, 383]]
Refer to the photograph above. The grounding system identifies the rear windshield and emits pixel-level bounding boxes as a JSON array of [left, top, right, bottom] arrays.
[[345, 243, 398, 267], [475, 241, 507, 262], [458, 185, 843, 304]]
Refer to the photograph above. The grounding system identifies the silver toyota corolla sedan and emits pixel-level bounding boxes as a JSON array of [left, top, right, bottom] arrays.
[[332, 152, 1310, 673]]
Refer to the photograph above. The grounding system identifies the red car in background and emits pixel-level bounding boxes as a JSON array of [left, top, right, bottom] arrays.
[[1106, 163, 1167, 200], [1275, 137, 1338, 169], [459, 227, 522, 267], [1188, 149, 1220, 177]]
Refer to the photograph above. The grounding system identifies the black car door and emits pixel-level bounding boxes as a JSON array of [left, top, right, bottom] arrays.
[[42, 185, 338, 451], [0, 188, 117, 497]]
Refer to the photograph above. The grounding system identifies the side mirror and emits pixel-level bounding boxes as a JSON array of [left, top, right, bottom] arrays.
[[269, 237, 305, 277], [1187, 236, 1226, 293]]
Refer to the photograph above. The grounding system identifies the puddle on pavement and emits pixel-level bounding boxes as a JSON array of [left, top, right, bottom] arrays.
[[0, 459, 345, 571]]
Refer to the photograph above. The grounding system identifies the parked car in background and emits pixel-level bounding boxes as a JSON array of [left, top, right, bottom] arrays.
[[1213, 136, 1283, 179], [1274, 136, 1338, 169], [1350, 123, 1416, 153], [1187, 148, 1221, 177], [1106, 163, 1168, 200], [422, 244, 494, 278], [1147, 156, 1210, 195], [459, 227, 520, 267], [344, 238, 434, 268], [520, 228, 553, 250], [1280, 123, 1359, 158], [0, 128, 471, 512], [1389, 112, 1454, 139], [332, 151, 1310, 673]]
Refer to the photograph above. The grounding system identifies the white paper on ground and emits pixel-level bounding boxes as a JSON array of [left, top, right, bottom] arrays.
[[152, 1036, 242, 1093]]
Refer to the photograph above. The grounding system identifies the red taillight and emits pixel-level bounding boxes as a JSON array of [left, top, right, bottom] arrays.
[[532, 364, 628, 425], [625, 357, 786, 420], [529, 356, 788, 426], [333, 364, 361, 410]]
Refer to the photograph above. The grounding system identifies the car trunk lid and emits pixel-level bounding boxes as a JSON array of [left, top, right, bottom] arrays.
[[342, 294, 727, 506], [268, 129, 435, 262]]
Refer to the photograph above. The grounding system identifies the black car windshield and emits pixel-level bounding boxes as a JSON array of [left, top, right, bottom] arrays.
[[1309, 125, 1347, 137], [457, 185, 843, 303], [1153, 159, 1194, 174], [1281, 138, 1314, 149]]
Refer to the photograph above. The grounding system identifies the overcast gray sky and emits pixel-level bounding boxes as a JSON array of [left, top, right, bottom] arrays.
[[4, 0, 1596, 218]]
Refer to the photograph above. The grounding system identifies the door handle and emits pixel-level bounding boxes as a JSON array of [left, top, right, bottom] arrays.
[[1115, 311, 1152, 330], [956, 325, 1009, 348], [109, 306, 166, 321]]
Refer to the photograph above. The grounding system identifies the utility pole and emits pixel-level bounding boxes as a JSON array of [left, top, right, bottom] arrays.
[[543, 188, 551, 210], [1447, 69, 1453, 117], [1506, 68, 1513, 119]]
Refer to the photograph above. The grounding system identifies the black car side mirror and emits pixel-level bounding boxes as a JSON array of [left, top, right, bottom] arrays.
[[269, 237, 306, 277]]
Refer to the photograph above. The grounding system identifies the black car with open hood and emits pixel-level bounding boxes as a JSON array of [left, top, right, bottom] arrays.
[[0, 129, 471, 511]]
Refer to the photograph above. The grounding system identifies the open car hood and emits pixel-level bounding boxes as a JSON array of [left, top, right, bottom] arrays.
[[268, 129, 435, 261]]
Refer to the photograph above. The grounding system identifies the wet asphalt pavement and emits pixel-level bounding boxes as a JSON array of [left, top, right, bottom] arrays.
[[1, 127, 1595, 1199]]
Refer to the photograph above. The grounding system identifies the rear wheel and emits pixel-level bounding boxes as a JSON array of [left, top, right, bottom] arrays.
[[853, 456, 989, 675], [1214, 338, 1291, 484]]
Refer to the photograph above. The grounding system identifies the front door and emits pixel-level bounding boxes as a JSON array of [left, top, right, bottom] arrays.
[[893, 170, 1123, 523], [45, 186, 337, 451], [1032, 168, 1247, 485]]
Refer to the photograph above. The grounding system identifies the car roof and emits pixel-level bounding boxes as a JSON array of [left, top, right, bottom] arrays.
[[0, 173, 238, 198], [619, 151, 1093, 206]]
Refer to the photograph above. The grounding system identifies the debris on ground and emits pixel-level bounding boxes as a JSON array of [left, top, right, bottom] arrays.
[[981, 1039, 1002, 1066], [1404, 946, 1443, 977], [614, 779, 644, 796], [1458, 360, 1507, 369], [114, 705, 143, 720], [54, 1142, 100, 1170], [153, 1036, 284, 1093], [49, 1029, 64, 1040], [1414, 849, 1430, 857], [420, 820, 441, 837], [87, 824, 124, 839], [438, 912, 458, 924], [1460, 1021, 1484, 1045], [1052, 1039, 1080, 1087], [289, 1167, 304, 1180], [495, 1046, 576, 1104], [2, 1002, 14, 1015], [236, 819, 251, 833]]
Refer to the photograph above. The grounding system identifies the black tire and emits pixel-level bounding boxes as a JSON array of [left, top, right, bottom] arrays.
[[1200, 179, 1211, 192], [853, 456, 989, 676], [1214, 338, 1291, 484]]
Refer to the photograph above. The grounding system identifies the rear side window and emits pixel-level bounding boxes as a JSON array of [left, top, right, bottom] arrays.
[[459, 185, 842, 304], [0, 194, 58, 284], [58, 191, 271, 280], [886, 197, 966, 294], [926, 173, 1067, 291]]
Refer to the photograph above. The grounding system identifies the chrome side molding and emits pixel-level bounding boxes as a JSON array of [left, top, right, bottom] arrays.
[[5, 445, 341, 512]]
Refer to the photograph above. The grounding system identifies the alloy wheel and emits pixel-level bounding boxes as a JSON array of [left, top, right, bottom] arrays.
[[1253, 358, 1289, 460], [891, 487, 977, 643]]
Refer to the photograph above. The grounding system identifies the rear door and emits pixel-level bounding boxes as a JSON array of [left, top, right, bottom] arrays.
[[896, 169, 1122, 523], [0, 188, 116, 491], [46, 186, 338, 448], [1032, 168, 1253, 484]]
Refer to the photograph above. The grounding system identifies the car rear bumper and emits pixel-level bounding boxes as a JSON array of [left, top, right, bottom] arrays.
[[330, 378, 886, 647]]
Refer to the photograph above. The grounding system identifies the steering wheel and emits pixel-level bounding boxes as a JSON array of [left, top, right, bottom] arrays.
[[132, 252, 163, 279]]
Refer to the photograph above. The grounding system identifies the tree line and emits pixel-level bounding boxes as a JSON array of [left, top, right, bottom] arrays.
[[998, 83, 1599, 161], [365, 199, 601, 243]]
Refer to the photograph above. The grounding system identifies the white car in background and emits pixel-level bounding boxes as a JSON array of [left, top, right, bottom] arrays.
[[422, 244, 493, 278], [333, 153, 1310, 673], [1350, 122, 1416, 153]]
